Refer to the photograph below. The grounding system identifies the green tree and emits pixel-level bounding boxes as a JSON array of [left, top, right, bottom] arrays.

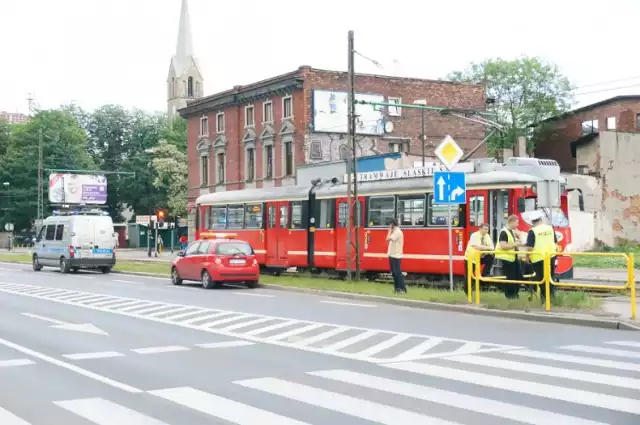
[[1, 110, 94, 230], [149, 140, 187, 217], [447, 56, 574, 153]]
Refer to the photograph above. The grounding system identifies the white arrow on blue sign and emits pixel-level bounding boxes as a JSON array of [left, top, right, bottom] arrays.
[[433, 171, 466, 205]]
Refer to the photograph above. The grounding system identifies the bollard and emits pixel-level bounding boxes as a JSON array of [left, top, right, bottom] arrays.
[[629, 253, 636, 321], [466, 257, 473, 304]]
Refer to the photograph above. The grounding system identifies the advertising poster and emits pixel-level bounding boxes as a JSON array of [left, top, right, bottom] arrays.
[[48, 173, 108, 205]]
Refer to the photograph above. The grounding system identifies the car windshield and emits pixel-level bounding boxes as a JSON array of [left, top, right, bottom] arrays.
[[215, 242, 253, 256]]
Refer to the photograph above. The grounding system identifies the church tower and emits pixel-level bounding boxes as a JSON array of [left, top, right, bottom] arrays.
[[167, 0, 203, 122]]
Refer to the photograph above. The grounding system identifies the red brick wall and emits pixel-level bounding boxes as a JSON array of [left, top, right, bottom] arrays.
[[186, 117, 201, 201], [535, 100, 640, 171], [302, 68, 487, 157]]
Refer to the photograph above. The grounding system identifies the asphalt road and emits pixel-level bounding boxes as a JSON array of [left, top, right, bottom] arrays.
[[0, 262, 638, 424]]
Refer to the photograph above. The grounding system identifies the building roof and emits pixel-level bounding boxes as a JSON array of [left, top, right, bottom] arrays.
[[542, 95, 640, 124]]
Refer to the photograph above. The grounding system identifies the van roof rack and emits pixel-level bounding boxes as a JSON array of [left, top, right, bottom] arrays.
[[51, 208, 110, 216]]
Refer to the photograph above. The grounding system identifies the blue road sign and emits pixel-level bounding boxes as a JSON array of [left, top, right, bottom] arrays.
[[433, 171, 466, 205]]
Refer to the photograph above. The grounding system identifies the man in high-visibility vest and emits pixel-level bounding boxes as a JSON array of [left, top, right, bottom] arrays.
[[495, 215, 525, 299], [464, 223, 494, 294], [525, 210, 558, 300]]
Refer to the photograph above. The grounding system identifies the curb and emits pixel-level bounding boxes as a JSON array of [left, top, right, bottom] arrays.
[[3, 260, 637, 331]]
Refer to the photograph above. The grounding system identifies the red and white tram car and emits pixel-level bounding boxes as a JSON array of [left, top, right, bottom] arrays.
[[194, 157, 582, 282]]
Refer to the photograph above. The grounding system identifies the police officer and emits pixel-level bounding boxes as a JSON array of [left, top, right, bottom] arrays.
[[495, 215, 524, 299], [464, 223, 494, 294], [525, 210, 558, 301]]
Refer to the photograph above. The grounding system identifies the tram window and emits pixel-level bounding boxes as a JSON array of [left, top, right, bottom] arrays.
[[397, 196, 425, 226], [427, 194, 460, 227], [368, 196, 395, 227], [244, 204, 263, 229], [469, 195, 485, 226], [226, 204, 244, 228], [291, 202, 303, 228], [338, 202, 348, 228], [318, 199, 334, 228], [210, 207, 226, 229], [201, 206, 210, 230], [279, 205, 289, 228], [268, 206, 276, 228]]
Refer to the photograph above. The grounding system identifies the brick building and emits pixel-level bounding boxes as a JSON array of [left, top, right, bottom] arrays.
[[535, 95, 640, 171], [179, 66, 486, 210], [0, 111, 28, 124]]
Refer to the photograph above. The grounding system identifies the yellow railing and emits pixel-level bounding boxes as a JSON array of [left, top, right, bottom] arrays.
[[467, 251, 637, 320]]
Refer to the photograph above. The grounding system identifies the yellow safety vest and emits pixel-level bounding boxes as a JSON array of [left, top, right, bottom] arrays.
[[494, 228, 517, 262], [530, 224, 556, 263], [464, 231, 490, 261]]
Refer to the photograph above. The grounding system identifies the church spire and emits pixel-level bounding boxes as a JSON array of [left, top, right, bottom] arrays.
[[167, 0, 203, 122]]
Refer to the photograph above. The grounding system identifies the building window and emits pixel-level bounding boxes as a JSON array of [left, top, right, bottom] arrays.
[[200, 155, 209, 186], [187, 77, 194, 97], [216, 112, 225, 133], [389, 141, 409, 153], [388, 97, 402, 116], [283, 96, 292, 119], [245, 105, 255, 127], [581, 119, 598, 135], [216, 153, 225, 184], [200, 116, 208, 136], [246, 148, 255, 181], [265, 145, 273, 179], [284, 141, 293, 176], [606, 117, 616, 130], [263, 101, 273, 123]]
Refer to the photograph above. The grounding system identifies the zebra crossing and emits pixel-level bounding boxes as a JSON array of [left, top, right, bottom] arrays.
[[1, 340, 639, 424], [0, 281, 521, 362]]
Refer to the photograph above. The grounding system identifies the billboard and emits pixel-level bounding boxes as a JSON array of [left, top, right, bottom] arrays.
[[312, 90, 385, 135], [48, 173, 108, 205]]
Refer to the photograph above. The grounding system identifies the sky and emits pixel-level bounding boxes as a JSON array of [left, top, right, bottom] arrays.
[[2, 0, 640, 115]]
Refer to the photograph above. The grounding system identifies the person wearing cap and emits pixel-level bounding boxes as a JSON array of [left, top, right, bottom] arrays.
[[463, 223, 494, 294], [525, 210, 558, 301], [495, 215, 525, 298]]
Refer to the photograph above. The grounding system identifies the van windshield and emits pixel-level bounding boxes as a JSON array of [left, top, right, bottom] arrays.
[[215, 242, 253, 256]]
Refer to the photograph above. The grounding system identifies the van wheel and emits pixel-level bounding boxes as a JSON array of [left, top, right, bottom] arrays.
[[100, 267, 111, 274], [201, 270, 215, 289], [32, 255, 43, 271], [71, 267, 79, 273], [171, 267, 183, 285], [59, 258, 71, 274]]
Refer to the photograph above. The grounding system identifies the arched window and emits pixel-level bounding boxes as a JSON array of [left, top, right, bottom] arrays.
[[188, 77, 194, 97]]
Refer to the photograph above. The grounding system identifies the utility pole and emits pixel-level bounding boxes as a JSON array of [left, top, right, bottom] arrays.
[[413, 99, 427, 166], [346, 30, 361, 281], [37, 129, 43, 227]]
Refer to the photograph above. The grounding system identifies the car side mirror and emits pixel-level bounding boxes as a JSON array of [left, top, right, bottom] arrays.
[[177, 251, 186, 257]]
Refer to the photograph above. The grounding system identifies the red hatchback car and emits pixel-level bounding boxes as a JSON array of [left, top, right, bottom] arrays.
[[170, 234, 260, 289]]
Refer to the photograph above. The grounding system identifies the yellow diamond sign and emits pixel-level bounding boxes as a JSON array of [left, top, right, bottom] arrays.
[[435, 135, 464, 170]]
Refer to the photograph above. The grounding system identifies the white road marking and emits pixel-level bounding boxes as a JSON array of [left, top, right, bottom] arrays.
[[320, 300, 377, 307], [55, 397, 170, 425], [232, 292, 275, 298], [195, 341, 256, 349], [149, 386, 311, 425], [504, 349, 640, 372], [560, 344, 640, 359], [312, 369, 609, 425], [353, 333, 411, 359], [62, 351, 124, 360], [70, 275, 94, 280], [0, 406, 31, 425], [606, 340, 640, 348], [112, 279, 140, 284], [132, 345, 190, 354], [236, 377, 461, 425], [0, 335, 141, 393], [0, 359, 35, 367], [447, 354, 640, 390], [384, 361, 640, 415], [0, 282, 523, 363]]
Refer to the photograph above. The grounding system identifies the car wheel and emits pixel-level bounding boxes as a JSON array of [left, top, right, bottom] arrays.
[[100, 267, 111, 274], [171, 267, 183, 285], [71, 267, 79, 273], [32, 255, 43, 271], [59, 258, 70, 274], [201, 270, 215, 289], [246, 280, 259, 289]]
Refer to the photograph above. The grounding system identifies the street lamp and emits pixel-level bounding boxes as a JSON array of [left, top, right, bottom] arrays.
[[2, 182, 11, 251], [413, 99, 427, 167]]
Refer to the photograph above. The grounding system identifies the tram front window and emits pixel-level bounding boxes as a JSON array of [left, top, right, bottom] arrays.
[[522, 200, 569, 228]]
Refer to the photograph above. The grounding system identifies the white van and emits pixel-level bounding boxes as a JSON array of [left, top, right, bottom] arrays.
[[32, 211, 117, 273]]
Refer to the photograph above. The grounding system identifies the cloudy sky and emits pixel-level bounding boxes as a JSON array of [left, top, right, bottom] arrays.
[[2, 0, 639, 115]]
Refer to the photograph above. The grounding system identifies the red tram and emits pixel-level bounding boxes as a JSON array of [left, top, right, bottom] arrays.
[[194, 157, 582, 282]]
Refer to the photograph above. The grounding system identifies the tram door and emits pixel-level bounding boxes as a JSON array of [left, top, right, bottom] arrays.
[[488, 190, 510, 245], [265, 202, 289, 267]]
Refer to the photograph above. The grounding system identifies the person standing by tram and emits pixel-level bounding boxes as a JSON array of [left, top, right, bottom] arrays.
[[525, 210, 558, 302], [463, 223, 494, 295], [495, 215, 524, 299], [386, 218, 406, 294]]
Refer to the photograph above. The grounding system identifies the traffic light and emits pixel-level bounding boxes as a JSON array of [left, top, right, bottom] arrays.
[[157, 210, 166, 223], [174, 215, 181, 228]]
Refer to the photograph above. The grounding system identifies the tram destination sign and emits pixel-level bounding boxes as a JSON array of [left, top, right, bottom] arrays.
[[343, 163, 473, 184]]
